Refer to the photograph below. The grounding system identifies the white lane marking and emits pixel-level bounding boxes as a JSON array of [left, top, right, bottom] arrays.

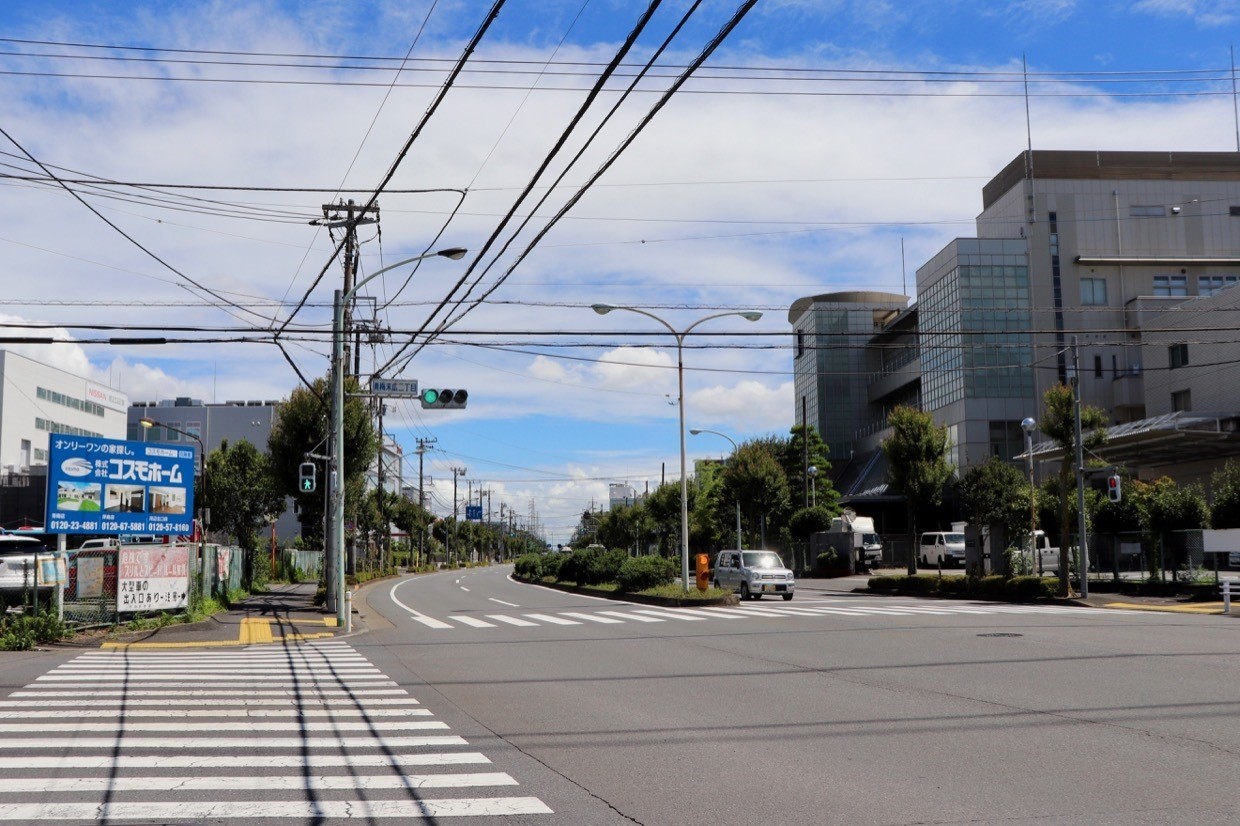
[[486, 614, 538, 627], [0, 708, 431, 719], [489, 598, 520, 607], [460, 587, 471, 592], [0, 697, 423, 708], [0, 773, 518, 793], [10, 689, 409, 698], [728, 607, 794, 617], [33, 677, 398, 686], [0, 797, 554, 820], [695, 607, 752, 618], [595, 610, 663, 623], [560, 612, 624, 624], [48, 668, 384, 677], [451, 615, 497, 628], [0, 735, 468, 750], [789, 607, 869, 616], [411, 615, 454, 629], [0, 720, 449, 733], [0, 752, 490, 769], [628, 608, 706, 622], [523, 613, 581, 625], [831, 607, 917, 615]]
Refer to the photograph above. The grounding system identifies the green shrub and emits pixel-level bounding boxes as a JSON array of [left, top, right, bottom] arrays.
[[816, 549, 842, 569], [0, 611, 68, 651], [539, 552, 565, 580], [937, 576, 970, 596], [1005, 576, 1056, 601], [899, 574, 941, 594], [556, 547, 626, 586], [975, 575, 1009, 598], [868, 575, 899, 593], [514, 553, 544, 579], [616, 555, 678, 592]]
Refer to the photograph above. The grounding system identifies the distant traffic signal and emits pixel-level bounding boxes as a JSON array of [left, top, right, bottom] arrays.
[[420, 388, 468, 409], [1107, 474, 1122, 503], [299, 462, 317, 493]]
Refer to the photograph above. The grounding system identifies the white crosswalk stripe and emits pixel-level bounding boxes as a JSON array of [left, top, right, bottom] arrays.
[[0, 641, 552, 822], [395, 600, 1146, 629]]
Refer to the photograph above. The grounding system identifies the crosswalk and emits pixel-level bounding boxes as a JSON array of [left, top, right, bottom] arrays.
[[405, 600, 1143, 631], [0, 641, 552, 822]]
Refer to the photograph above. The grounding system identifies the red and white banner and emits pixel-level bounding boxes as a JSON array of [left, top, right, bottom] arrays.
[[118, 545, 189, 613]]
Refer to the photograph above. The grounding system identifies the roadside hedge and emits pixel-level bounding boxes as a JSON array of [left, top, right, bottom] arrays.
[[615, 555, 678, 592], [868, 574, 1060, 601]]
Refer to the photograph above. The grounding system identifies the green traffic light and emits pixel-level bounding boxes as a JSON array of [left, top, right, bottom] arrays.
[[421, 389, 439, 405]]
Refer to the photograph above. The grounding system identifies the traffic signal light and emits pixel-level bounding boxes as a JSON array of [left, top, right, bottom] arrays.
[[1107, 474, 1122, 503], [299, 462, 316, 493], [420, 388, 468, 409]]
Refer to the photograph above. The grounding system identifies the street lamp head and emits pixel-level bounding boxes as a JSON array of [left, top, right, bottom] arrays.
[[591, 304, 615, 316], [436, 247, 468, 260], [689, 428, 702, 435], [808, 465, 818, 477], [739, 312, 762, 322], [1021, 417, 1036, 433], [138, 417, 155, 429]]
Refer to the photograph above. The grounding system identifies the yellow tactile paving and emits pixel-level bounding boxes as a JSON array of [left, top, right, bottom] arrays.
[[1104, 601, 1228, 614], [101, 616, 338, 649]]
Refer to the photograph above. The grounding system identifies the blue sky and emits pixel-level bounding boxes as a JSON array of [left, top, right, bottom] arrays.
[[2, 0, 1239, 543]]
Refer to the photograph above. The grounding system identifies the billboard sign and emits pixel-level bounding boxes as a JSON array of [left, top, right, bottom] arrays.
[[118, 545, 189, 613], [46, 435, 196, 536], [465, 504, 482, 520]]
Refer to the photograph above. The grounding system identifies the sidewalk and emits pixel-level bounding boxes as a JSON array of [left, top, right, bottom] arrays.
[[64, 582, 342, 650]]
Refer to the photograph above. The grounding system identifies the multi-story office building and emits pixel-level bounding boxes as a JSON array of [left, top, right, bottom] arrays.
[[0, 350, 129, 475], [792, 150, 1240, 501]]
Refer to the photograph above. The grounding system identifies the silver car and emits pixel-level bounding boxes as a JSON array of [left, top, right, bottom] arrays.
[[0, 535, 48, 606], [712, 550, 795, 601]]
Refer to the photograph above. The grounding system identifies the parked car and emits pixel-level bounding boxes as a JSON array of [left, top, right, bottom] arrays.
[[712, 550, 795, 601], [0, 534, 51, 607], [919, 532, 966, 568]]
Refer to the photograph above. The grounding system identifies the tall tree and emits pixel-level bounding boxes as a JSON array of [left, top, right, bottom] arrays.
[[882, 406, 954, 575], [267, 376, 378, 549], [1209, 460, 1240, 529], [1039, 383, 1108, 595], [722, 442, 790, 548], [204, 439, 285, 590], [1141, 477, 1208, 579], [959, 456, 1031, 572]]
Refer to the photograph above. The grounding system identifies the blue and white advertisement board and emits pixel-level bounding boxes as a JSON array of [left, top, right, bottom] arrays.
[[45, 434, 196, 536]]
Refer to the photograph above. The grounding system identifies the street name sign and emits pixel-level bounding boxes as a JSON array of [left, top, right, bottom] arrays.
[[370, 379, 419, 397]]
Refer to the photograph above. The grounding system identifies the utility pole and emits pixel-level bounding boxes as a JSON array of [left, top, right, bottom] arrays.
[[451, 466, 467, 566], [314, 199, 379, 381], [415, 438, 436, 567]]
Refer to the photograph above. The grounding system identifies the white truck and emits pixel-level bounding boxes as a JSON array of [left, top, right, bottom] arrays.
[[827, 511, 883, 569]]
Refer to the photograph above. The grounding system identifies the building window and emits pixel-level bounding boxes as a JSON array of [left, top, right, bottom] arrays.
[[1172, 389, 1192, 411], [1230, 206, 1240, 217], [1153, 275, 1188, 297], [1199, 275, 1239, 297], [1168, 343, 1189, 369], [1094, 355, 1103, 378], [1130, 205, 1167, 217], [1080, 278, 1107, 306], [795, 329, 804, 359]]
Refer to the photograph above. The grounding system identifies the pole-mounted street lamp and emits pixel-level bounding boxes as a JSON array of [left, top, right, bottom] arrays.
[[689, 428, 742, 552], [139, 416, 207, 607], [1021, 417, 1038, 576], [592, 304, 762, 591], [331, 247, 466, 630]]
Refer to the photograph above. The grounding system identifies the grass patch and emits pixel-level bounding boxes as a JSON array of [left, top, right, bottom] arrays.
[[638, 583, 732, 601]]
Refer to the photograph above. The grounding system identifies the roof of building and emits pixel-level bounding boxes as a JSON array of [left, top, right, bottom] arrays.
[[983, 150, 1240, 210], [1027, 411, 1240, 469], [787, 291, 908, 325]]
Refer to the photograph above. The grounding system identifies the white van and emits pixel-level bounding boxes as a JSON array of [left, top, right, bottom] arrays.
[[919, 532, 966, 568]]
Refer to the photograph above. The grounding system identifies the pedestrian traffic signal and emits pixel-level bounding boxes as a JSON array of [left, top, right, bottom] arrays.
[[420, 388, 468, 409], [299, 462, 316, 493], [1107, 474, 1121, 503]]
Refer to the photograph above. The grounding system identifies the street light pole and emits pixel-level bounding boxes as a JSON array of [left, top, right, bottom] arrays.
[[330, 247, 466, 629], [593, 305, 762, 590], [1021, 417, 1038, 576], [690, 428, 742, 551], [138, 416, 206, 607]]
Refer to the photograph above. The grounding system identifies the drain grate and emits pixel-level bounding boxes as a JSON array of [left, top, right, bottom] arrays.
[[977, 632, 1023, 637]]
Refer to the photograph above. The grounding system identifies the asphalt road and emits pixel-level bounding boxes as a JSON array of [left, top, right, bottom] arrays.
[[355, 565, 1240, 825]]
